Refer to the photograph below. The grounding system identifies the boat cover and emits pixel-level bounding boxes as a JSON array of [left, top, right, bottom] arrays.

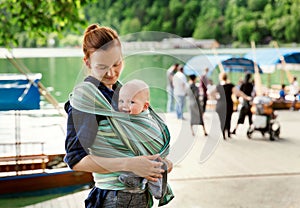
[[0, 73, 42, 111], [184, 54, 232, 76], [221, 57, 263, 74], [244, 48, 300, 73]]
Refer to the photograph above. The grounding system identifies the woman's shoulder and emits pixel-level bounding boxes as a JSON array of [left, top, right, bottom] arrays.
[[218, 82, 234, 88], [84, 76, 100, 87], [228, 82, 235, 87], [64, 100, 71, 113]]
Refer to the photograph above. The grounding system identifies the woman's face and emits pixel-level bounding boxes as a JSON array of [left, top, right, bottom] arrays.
[[88, 44, 123, 89]]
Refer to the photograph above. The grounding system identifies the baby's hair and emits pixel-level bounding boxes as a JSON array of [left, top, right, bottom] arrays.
[[121, 79, 150, 100]]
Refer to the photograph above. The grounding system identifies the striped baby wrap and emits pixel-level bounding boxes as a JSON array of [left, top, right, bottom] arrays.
[[69, 81, 174, 206]]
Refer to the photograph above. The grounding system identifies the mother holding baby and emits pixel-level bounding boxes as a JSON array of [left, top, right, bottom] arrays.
[[64, 24, 174, 207]]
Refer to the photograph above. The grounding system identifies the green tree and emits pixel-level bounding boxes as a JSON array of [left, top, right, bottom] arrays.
[[247, 0, 267, 11], [285, 0, 300, 42], [120, 18, 142, 35], [0, 0, 90, 47], [233, 21, 255, 43], [2, 0, 299, 47], [175, 0, 201, 37], [193, 0, 224, 40]]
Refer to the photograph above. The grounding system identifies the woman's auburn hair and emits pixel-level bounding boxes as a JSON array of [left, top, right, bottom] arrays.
[[82, 24, 120, 60]]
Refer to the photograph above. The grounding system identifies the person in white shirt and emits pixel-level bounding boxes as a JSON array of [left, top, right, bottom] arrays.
[[289, 76, 299, 110], [172, 65, 188, 119], [166, 63, 179, 112]]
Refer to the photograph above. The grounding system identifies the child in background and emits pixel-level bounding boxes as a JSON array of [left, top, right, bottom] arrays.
[[279, 84, 286, 101]]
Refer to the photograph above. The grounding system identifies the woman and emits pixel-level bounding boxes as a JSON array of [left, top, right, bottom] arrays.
[[64, 24, 173, 207], [188, 74, 208, 136], [231, 73, 254, 135], [210, 72, 250, 140]]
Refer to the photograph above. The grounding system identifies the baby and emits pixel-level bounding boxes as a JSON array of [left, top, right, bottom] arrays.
[[118, 79, 150, 115], [117, 79, 168, 199]]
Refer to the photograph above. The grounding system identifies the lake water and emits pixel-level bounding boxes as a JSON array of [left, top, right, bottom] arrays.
[[0, 48, 298, 112], [0, 48, 198, 111]]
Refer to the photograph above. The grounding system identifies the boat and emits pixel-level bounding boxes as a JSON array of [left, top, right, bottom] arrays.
[[0, 73, 93, 198], [0, 149, 93, 198], [272, 99, 300, 110]]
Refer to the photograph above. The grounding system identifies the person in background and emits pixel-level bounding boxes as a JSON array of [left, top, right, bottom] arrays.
[[172, 65, 188, 120], [166, 63, 179, 113], [209, 72, 251, 140], [188, 74, 208, 136], [64, 24, 172, 208], [199, 67, 209, 113], [289, 76, 299, 111], [231, 73, 254, 135], [206, 79, 216, 99], [278, 84, 286, 101]]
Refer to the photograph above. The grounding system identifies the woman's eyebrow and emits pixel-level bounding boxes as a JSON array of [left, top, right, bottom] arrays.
[[96, 64, 108, 67], [95, 58, 122, 68]]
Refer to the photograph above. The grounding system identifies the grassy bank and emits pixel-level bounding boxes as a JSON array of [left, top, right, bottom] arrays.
[[0, 193, 65, 208]]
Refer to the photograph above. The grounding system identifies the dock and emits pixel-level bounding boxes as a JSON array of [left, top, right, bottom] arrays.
[[2, 109, 299, 208]]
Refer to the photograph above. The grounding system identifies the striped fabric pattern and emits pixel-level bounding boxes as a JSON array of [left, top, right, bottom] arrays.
[[69, 82, 173, 205]]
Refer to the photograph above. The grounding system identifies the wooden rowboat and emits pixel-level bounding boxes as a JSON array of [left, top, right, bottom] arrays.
[[0, 150, 93, 198]]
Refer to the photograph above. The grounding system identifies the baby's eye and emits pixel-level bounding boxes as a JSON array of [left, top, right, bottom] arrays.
[[119, 100, 124, 104], [113, 61, 122, 67], [96, 65, 109, 71], [130, 101, 135, 104]]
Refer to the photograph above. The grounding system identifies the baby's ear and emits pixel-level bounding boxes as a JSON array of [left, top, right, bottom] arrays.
[[143, 101, 150, 110]]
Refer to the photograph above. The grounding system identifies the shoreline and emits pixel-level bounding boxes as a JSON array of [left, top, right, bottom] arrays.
[[2, 47, 300, 59]]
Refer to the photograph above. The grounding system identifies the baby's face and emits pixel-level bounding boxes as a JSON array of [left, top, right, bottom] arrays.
[[118, 90, 149, 115]]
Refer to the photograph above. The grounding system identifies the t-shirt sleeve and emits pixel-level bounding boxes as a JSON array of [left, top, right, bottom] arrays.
[[64, 102, 98, 168]]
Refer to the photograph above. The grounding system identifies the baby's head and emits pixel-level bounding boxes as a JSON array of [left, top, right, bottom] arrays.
[[118, 79, 150, 115]]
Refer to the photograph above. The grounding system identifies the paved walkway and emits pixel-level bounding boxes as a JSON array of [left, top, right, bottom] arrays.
[[23, 110, 300, 208]]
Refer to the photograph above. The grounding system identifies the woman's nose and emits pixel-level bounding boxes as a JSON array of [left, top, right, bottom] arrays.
[[106, 67, 114, 76]]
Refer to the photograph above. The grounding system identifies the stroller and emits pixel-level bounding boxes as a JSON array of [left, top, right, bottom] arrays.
[[247, 96, 280, 141]]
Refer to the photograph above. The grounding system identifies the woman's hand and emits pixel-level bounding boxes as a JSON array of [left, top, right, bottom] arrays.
[[246, 96, 252, 101], [163, 158, 173, 173], [125, 154, 164, 182]]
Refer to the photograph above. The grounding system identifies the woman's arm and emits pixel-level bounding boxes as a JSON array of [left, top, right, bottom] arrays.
[[233, 87, 251, 101], [207, 84, 218, 100], [73, 154, 164, 182], [65, 92, 165, 182], [163, 158, 173, 173], [65, 108, 164, 181]]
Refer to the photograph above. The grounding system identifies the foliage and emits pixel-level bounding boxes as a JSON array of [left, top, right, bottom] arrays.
[[82, 0, 300, 45], [0, 0, 91, 48], [1, 0, 300, 47]]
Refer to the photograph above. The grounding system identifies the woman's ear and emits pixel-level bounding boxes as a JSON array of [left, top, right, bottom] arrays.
[[83, 57, 91, 68]]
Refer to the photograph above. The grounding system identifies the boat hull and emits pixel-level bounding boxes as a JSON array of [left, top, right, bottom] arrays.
[[0, 169, 93, 198]]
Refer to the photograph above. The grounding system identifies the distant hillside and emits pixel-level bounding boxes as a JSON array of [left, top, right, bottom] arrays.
[[83, 0, 300, 45]]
